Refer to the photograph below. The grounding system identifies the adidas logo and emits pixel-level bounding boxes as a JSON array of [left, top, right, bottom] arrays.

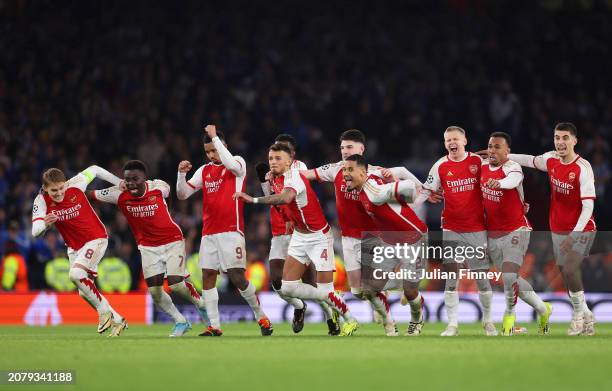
[[446, 171, 454, 176]]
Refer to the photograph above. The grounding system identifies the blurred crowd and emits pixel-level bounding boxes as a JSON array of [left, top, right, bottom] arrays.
[[1, 0, 611, 292]]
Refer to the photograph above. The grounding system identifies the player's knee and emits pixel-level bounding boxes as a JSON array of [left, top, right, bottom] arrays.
[[280, 280, 298, 297], [68, 267, 87, 283]]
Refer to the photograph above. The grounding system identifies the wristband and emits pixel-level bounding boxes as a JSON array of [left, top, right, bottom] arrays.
[[253, 197, 259, 204]]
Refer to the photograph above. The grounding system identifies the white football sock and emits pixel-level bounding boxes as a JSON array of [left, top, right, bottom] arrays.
[[368, 292, 390, 323], [239, 282, 266, 320], [70, 267, 122, 319], [408, 292, 423, 322], [444, 290, 459, 327], [169, 280, 209, 325], [502, 273, 519, 316], [272, 286, 304, 309], [518, 277, 546, 315], [476, 278, 493, 323], [316, 282, 335, 321], [149, 286, 186, 323], [569, 290, 587, 318], [203, 287, 221, 329]]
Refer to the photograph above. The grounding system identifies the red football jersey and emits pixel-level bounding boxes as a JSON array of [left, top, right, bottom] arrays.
[[534, 152, 597, 233], [33, 179, 107, 251], [271, 169, 329, 233], [424, 152, 485, 232], [187, 159, 246, 236], [270, 160, 307, 236], [480, 161, 530, 237], [359, 175, 427, 245], [94, 180, 183, 247], [315, 161, 378, 239]]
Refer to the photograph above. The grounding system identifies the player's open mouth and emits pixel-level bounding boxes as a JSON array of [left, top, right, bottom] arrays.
[[449, 145, 458, 152]]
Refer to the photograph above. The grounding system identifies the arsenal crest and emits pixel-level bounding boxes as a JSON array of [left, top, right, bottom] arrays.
[[70, 195, 77, 203], [469, 165, 478, 175], [568, 172, 576, 182], [148, 196, 156, 202]]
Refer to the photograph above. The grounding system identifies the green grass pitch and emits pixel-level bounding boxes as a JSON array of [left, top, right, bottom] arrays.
[[1, 322, 611, 391]]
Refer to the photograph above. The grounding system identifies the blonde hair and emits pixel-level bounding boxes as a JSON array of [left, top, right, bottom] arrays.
[[444, 126, 466, 135]]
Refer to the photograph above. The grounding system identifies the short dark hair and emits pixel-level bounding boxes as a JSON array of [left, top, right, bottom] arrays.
[[204, 130, 225, 143], [345, 154, 368, 169], [339, 129, 366, 144], [274, 134, 297, 150], [269, 143, 293, 155], [489, 131, 512, 147], [123, 160, 147, 174], [42, 168, 66, 186], [554, 122, 578, 137]]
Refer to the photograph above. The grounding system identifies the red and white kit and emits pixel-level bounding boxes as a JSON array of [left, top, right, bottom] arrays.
[[177, 137, 247, 272], [271, 169, 334, 272], [424, 152, 488, 268], [267, 160, 308, 260], [532, 152, 596, 260], [360, 175, 428, 281], [32, 172, 108, 274], [480, 160, 531, 267], [94, 180, 187, 279], [314, 161, 379, 271]]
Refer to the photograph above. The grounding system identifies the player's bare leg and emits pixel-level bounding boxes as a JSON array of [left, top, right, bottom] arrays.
[[227, 268, 273, 336], [199, 268, 223, 336], [69, 263, 124, 335], [403, 281, 424, 336], [280, 256, 358, 336], [559, 251, 594, 336], [146, 274, 190, 337], [167, 275, 211, 328]]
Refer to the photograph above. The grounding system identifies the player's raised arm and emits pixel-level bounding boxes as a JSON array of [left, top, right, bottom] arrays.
[[234, 187, 296, 206], [176, 161, 202, 200], [306, 162, 341, 182], [67, 165, 122, 192], [31, 194, 54, 237], [205, 124, 245, 177], [90, 186, 122, 204], [365, 178, 418, 205], [508, 152, 556, 172]]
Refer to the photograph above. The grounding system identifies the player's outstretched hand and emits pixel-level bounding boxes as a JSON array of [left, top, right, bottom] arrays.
[[523, 202, 530, 214], [255, 162, 270, 183], [204, 124, 217, 139], [178, 160, 192, 173], [485, 178, 501, 189], [475, 149, 488, 159], [44, 214, 59, 226], [428, 190, 444, 203], [233, 192, 254, 203]]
